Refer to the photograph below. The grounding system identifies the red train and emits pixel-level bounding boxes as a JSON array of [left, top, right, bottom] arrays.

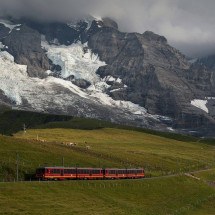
[[35, 167, 145, 180]]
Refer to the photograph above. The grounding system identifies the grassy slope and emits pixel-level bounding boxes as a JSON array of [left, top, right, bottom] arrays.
[[0, 125, 214, 214], [0, 110, 73, 135], [190, 200, 215, 215], [0, 109, 206, 143], [0, 176, 214, 215], [189, 169, 215, 215], [193, 168, 215, 182], [0, 135, 121, 181], [14, 128, 215, 177]]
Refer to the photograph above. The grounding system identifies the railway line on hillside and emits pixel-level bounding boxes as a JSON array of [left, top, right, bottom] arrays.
[[0, 168, 214, 184]]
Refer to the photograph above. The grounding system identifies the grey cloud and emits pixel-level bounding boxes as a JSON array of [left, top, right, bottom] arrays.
[[0, 0, 215, 57]]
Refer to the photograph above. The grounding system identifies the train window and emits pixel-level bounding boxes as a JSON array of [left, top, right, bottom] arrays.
[[128, 170, 136, 174], [64, 169, 73, 174], [67, 169, 76, 174], [92, 170, 101, 174], [78, 169, 83, 174], [72, 169, 76, 174], [85, 170, 90, 174], [64, 169, 70, 174], [109, 170, 116, 174], [78, 169, 90, 174], [53, 169, 60, 174]]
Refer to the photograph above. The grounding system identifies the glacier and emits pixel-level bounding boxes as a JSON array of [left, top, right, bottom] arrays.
[[41, 39, 157, 117], [0, 39, 171, 128]]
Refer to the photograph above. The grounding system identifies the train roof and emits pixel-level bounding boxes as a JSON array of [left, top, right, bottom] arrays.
[[37, 167, 144, 170], [105, 168, 144, 170], [37, 167, 102, 169]]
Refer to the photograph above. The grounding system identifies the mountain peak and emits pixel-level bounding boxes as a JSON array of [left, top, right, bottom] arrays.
[[143, 31, 167, 43], [102, 17, 118, 29]]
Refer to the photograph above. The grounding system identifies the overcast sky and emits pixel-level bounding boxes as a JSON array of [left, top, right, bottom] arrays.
[[0, 0, 215, 57]]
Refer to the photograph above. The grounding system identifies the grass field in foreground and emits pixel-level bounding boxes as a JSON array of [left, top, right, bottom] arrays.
[[0, 176, 214, 215], [1, 127, 215, 214], [14, 128, 215, 177], [189, 199, 215, 215]]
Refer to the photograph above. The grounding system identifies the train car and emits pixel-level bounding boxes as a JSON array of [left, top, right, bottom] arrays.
[[127, 169, 145, 179], [62, 168, 77, 180], [76, 168, 103, 180], [104, 169, 127, 179], [105, 168, 145, 179], [36, 167, 76, 180]]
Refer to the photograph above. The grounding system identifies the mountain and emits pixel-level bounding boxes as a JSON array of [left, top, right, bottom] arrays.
[[0, 16, 214, 137]]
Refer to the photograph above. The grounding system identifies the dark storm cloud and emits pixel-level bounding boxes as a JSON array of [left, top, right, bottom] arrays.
[[0, 0, 215, 57]]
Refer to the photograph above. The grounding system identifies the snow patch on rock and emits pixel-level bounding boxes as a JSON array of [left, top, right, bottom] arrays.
[[103, 76, 123, 84], [191, 99, 209, 113], [0, 42, 4, 49], [205, 97, 215, 100], [0, 20, 21, 33]]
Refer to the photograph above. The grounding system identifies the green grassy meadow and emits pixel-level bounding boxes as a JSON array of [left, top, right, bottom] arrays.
[[14, 128, 215, 177], [0, 176, 214, 215], [0, 124, 214, 214]]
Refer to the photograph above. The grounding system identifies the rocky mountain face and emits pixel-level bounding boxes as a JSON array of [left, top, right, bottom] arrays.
[[0, 17, 214, 137]]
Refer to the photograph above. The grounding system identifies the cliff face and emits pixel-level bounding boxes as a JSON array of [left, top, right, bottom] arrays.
[[88, 25, 215, 131], [2, 25, 51, 78], [0, 17, 214, 136], [89, 29, 191, 115]]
